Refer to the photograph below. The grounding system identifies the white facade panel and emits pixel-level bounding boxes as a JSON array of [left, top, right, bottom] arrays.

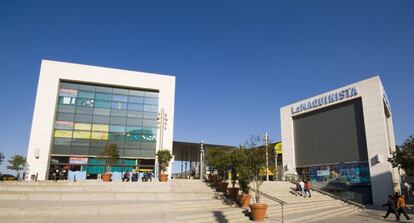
[[26, 60, 175, 181]]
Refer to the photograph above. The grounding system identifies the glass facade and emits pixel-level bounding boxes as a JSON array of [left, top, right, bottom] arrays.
[[51, 81, 159, 158]]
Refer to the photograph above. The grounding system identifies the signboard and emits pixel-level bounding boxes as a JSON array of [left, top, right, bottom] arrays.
[[317, 169, 330, 176], [291, 87, 358, 115], [274, 142, 282, 155], [69, 157, 88, 165]]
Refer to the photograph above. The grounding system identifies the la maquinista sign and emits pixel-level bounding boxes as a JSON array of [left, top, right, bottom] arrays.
[[291, 87, 358, 115]]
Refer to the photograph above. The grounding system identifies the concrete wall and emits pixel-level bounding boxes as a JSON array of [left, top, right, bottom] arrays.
[[280, 76, 400, 205], [26, 60, 175, 180]]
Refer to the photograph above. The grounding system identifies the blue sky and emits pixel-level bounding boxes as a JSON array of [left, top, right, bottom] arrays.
[[1, 1, 414, 173]]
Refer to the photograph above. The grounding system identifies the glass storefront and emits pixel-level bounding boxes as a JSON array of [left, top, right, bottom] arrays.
[[48, 81, 159, 179], [297, 162, 373, 204], [297, 162, 371, 185]]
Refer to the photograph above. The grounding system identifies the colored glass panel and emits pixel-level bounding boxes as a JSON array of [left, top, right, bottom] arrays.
[[59, 89, 78, 97], [73, 130, 91, 139], [91, 132, 109, 140], [92, 124, 109, 132], [55, 121, 74, 130], [74, 123, 91, 131], [54, 130, 73, 138]]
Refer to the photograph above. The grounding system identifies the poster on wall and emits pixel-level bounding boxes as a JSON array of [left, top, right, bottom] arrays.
[[69, 157, 88, 165]]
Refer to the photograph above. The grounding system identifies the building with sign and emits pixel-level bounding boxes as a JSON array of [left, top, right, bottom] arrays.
[[280, 76, 400, 205], [26, 60, 175, 181]]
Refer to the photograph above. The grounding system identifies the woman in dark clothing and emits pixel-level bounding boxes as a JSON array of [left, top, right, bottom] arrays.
[[383, 194, 399, 220]]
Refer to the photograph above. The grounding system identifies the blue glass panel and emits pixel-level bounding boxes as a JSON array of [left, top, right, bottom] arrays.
[[144, 97, 158, 105], [78, 91, 95, 99], [95, 93, 112, 101], [128, 103, 144, 111], [112, 94, 128, 102], [111, 102, 127, 110], [109, 125, 125, 133], [95, 100, 111, 108], [126, 126, 142, 134], [128, 96, 144, 103]]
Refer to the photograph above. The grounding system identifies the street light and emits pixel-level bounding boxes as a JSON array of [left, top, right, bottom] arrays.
[[264, 132, 269, 181]]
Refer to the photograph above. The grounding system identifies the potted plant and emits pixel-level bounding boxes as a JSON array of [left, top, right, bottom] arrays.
[[98, 144, 119, 182], [227, 148, 242, 199], [156, 149, 173, 182], [237, 137, 269, 222], [238, 175, 251, 208]]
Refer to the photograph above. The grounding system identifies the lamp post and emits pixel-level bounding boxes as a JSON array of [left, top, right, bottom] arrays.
[[264, 132, 269, 181], [200, 140, 204, 180], [156, 108, 168, 179]]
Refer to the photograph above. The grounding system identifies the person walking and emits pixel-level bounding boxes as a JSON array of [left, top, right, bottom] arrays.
[[304, 180, 311, 198], [383, 194, 399, 220], [397, 195, 411, 220], [299, 179, 305, 197]]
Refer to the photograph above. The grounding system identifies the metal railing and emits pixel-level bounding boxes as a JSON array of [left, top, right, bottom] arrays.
[[290, 181, 365, 210], [249, 187, 287, 223]]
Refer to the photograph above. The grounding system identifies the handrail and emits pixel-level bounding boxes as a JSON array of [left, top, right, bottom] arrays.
[[249, 187, 287, 223], [310, 186, 365, 210], [289, 181, 365, 210]]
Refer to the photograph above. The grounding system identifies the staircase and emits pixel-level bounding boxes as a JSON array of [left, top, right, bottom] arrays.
[[0, 180, 249, 223], [258, 181, 362, 223]]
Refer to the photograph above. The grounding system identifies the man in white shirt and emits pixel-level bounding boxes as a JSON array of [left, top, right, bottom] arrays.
[[299, 180, 305, 197]]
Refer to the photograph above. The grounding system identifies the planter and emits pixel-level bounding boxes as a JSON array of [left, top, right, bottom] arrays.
[[159, 174, 169, 182], [239, 193, 251, 208], [227, 187, 239, 199], [102, 173, 112, 182], [250, 203, 268, 222], [219, 182, 229, 193]]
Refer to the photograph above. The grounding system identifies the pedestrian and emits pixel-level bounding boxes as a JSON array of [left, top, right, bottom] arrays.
[[122, 171, 130, 182], [304, 180, 311, 198], [383, 194, 399, 220], [397, 195, 411, 220], [299, 179, 305, 197]]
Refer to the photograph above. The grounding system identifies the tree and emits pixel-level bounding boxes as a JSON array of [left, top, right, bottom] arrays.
[[98, 144, 119, 173], [205, 147, 232, 181], [0, 151, 4, 165], [7, 155, 26, 175], [388, 135, 414, 185], [156, 149, 173, 174], [236, 135, 268, 204]]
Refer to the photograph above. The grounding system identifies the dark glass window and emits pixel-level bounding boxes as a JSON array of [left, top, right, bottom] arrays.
[[110, 109, 127, 117], [93, 115, 110, 124], [58, 105, 76, 113], [93, 108, 110, 116]]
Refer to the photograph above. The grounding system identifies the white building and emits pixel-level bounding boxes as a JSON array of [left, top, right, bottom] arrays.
[[280, 76, 400, 205], [26, 60, 175, 181]]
